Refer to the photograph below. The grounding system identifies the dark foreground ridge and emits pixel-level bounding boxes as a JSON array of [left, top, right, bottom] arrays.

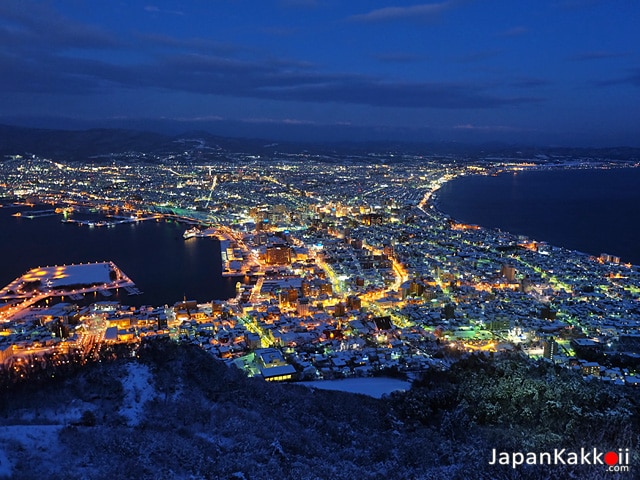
[[0, 340, 637, 480]]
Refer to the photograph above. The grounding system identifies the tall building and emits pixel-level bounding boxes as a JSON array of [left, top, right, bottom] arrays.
[[265, 244, 293, 265], [346, 295, 361, 311], [543, 338, 558, 361], [600, 253, 621, 264], [501, 264, 516, 282], [296, 297, 311, 317]]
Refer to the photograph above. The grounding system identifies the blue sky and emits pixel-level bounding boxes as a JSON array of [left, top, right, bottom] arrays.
[[0, 0, 638, 146]]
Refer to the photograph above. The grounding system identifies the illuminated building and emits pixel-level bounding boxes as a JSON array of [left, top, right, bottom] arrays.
[[362, 213, 384, 226], [409, 280, 425, 297], [296, 297, 311, 316], [0, 344, 16, 363], [278, 287, 298, 306], [256, 348, 296, 381], [543, 338, 558, 361], [488, 318, 510, 332], [301, 280, 311, 297], [346, 295, 361, 310], [581, 362, 601, 377], [350, 238, 363, 249], [319, 281, 333, 296], [500, 264, 516, 282], [600, 253, 621, 264], [265, 244, 293, 265]]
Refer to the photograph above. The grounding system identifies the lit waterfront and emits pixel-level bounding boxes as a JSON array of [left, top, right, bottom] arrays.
[[0, 206, 238, 306], [436, 166, 640, 265]]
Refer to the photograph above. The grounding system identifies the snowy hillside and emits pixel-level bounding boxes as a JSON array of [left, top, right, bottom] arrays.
[[0, 341, 637, 479]]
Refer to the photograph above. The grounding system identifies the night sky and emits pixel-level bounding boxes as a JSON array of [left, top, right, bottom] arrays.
[[1, 0, 638, 146]]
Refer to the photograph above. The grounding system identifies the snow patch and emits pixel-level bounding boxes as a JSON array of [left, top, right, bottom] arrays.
[[15, 401, 95, 425], [298, 377, 411, 398], [0, 447, 11, 479], [25, 262, 113, 288], [171, 377, 183, 401], [195, 432, 236, 450], [0, 424, 62, 477], [0, 425, 62, 449], [119, 362, 156, 426]]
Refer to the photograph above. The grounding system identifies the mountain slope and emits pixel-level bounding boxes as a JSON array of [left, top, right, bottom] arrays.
[[1, 341, 638, 479], [0, 124, 172, 161]]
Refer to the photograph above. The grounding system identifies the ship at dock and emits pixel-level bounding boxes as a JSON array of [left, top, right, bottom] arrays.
[[183, 227, 200, 239]]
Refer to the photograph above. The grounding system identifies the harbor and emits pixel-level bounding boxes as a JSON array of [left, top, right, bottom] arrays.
[[0, 261, 139, 319], [12, 209, 58, 219], [61, 214, 162, 228], [1, 206, 238, 306]]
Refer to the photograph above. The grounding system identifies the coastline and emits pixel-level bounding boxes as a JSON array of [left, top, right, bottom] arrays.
[[429, 163, 640, 265], [0, 209, 237, 306]]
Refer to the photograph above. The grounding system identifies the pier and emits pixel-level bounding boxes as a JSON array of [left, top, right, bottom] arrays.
[[61, 214, 162, 228], [124, 285, 143, 295], [0, 261, 140, 321], [12, 209, 57, 219]]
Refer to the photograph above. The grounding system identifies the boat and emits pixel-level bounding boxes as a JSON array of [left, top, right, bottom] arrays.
[[183, 227, 200, 239]]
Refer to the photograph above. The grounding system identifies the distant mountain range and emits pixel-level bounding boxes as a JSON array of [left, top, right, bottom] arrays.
[[0, 123, 307, 161], [1, 123, 639, 162]]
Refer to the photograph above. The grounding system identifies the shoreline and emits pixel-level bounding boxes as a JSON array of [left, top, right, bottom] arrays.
[[1, 209, 237, 306], [428, 163, 640, 265]]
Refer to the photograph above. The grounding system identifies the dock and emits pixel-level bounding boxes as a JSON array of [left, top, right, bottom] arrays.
[[124, 285, 143, 295]]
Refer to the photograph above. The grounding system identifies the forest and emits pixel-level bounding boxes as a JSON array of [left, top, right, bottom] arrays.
[[0, 340, 637, 479]]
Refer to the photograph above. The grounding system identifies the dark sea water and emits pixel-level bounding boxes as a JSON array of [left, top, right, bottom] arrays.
[[436, 167, 640, 265], [0, 206, 238, 306]]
